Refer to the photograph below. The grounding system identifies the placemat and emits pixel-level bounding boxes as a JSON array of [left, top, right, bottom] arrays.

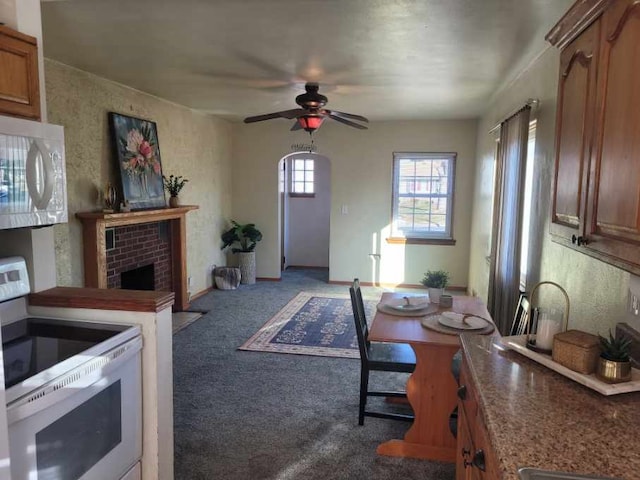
[[421, 313, 495, 335], [376, 302, 439, 317]]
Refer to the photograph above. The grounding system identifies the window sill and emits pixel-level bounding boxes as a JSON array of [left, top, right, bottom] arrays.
[[386, 237, 456, 246], [288, 193, 315, 198]]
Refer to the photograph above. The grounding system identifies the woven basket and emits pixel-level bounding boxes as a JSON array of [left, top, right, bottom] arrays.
[[552, 329, 601, 374]]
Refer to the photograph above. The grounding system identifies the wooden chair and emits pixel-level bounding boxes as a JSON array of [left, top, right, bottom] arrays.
[[510, 293, 532, 336], [349, 278, 415, 425]]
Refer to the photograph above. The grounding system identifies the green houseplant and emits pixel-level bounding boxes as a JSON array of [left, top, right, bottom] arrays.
[[420, 270, 450, 304], [162, 174, 188, 207], [597, 330, 632, 384], [221, 221, 263, 284]]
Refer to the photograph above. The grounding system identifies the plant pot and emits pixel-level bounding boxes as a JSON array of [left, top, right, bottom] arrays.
[[169, 195, 180, 208], [596, 356, 632, 384], [428, 287, 444, 304], [237, 251, 256, 285]]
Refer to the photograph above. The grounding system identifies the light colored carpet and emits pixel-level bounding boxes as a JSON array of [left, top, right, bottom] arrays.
[[172, 311, 203, 334]]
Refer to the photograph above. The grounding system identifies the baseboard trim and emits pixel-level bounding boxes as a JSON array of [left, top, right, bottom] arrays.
[[286, 265, 329, 270], [328, 280, 467, 292], [257, 277, 281, 282], [190, 286, 214, 301]]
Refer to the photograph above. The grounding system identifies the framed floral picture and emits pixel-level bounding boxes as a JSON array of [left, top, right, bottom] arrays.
[[109, 112, 166, 210]]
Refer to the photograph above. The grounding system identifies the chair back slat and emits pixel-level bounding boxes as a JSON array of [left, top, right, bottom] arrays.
[[510, 294, 531, 336], [349, 278, 369, 363]]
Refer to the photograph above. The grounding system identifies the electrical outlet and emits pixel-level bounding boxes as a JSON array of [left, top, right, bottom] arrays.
[[629, 290, 640, 317]]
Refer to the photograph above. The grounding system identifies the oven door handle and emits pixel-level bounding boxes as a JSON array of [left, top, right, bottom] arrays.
[[6, 336, 142, 425]]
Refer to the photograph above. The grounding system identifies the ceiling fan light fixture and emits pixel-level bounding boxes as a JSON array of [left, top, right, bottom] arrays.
[[298, 115, 324, 133]]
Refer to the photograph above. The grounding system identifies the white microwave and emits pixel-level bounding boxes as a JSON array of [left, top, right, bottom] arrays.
[[0, 116, 67, 230]]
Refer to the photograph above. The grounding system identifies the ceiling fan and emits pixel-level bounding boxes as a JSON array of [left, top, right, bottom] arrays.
[[243, 83, 369, 133]]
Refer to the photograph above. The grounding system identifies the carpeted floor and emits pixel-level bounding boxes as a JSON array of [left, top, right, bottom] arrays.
[[173, 269, 456, 480]]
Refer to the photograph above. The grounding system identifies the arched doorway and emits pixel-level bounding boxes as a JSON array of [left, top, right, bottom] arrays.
[[279, 152, 331, 273]]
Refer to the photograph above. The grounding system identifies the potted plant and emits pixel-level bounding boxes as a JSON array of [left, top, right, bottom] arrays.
[[221, 220, 263, 284], [597, 330, 632, 384], [420, 270, 450, 304], [162, 174, 188, 207]]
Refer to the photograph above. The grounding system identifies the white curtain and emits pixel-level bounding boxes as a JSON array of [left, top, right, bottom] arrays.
[[488, 106, 531, 334]]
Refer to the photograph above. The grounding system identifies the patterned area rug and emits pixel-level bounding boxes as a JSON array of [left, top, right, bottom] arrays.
[[239, 292, 378, 359]]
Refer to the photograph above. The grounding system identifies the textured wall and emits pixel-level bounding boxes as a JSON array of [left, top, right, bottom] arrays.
[[468, 47, 631, 335], [232, 119, 478, 286], [45, 59, 232, 296]]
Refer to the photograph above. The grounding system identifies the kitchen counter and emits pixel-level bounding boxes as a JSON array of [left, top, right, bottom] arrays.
[[27, 286, 175, 480], [29, 286, 175, 312], [460, 334, 640, 480]]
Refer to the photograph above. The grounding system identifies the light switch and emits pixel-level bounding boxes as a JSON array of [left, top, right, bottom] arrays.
[[341, 205, 348, 215]]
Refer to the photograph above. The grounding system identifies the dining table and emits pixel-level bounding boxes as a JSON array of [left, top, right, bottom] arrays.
[[367, 291, 494, 462]]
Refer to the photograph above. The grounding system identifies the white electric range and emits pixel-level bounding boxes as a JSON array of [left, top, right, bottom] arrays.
[[0, 257, 142, 480]]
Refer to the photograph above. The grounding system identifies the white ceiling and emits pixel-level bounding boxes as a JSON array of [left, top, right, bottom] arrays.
[[40, 0, 572, 122]]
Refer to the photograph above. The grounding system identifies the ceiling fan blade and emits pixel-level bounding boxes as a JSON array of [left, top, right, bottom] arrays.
[[290, 121, 302, 131], [324, 109, 369, 123], [328, 114, 368, 130], [244, 109, 305, 123]]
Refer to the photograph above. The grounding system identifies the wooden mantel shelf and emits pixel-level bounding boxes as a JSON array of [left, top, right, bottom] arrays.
[[76, 205, 198, 226], [76, 206, 198, 311]]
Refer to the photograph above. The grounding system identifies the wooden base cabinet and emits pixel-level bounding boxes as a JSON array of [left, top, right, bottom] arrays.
[[548, 0, 640, 274], [456, 359, 499, 480], [0, 25, 40, 121]]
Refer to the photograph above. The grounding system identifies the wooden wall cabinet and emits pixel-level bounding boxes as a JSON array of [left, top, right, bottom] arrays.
[[548, 0, 640, 274], [456, 359, 499, 480], [0, 25, 41, 121]]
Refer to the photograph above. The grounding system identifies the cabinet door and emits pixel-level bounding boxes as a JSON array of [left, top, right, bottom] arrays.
[[456, 406, 474, 480], [586, 0, 640, 270], [0, 26, 41, 120], [550, 20, 600, 241]]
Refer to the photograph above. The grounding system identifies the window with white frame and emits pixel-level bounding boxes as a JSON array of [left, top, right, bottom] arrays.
[[291, 158, 314, 195], [391, 152, 456, 241]]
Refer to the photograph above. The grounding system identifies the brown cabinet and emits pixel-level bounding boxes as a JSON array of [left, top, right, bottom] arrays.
[[456, 359, 499, 480], [548, 0, 640, 274], [550, 19, 600, 242], [0, 25, 41, 121]]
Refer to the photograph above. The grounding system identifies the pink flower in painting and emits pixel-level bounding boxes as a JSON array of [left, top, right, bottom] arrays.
[[139, 140, 153, 159], [126, 129, 145, 156]]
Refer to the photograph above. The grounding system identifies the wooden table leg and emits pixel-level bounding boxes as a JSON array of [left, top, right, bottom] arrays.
[[376, 343, 459, 461]]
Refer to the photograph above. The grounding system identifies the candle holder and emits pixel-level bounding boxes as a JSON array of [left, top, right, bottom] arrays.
[[525, 281, 570, 355]]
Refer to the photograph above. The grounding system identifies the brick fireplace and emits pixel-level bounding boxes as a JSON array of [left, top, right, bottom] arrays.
[[106, 222, 172, 291], [76, 206, 198, 311]]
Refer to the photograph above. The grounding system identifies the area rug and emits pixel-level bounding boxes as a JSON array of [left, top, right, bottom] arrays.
[[238, 292, 378, 359]]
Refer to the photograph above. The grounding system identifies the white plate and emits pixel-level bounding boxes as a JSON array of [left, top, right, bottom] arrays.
[[388, 303, 430, 312], [385, 296, 429, 312], [437, 312, 489, 330]]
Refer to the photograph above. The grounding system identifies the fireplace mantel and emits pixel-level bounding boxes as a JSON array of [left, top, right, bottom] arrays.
[[76, 206, 198, 311]]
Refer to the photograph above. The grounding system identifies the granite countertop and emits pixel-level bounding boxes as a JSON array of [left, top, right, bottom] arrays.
[[460, 334, 640, 480]]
